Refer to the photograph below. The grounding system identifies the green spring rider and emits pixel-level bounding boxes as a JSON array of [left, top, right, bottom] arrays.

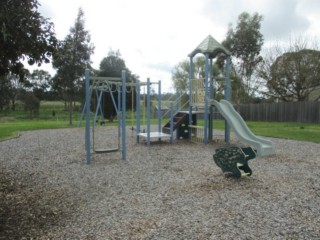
[[213, 146, 257, 178]]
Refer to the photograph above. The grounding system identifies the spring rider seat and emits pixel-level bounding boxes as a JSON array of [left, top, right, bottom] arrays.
[[213, 146, 257, 178]]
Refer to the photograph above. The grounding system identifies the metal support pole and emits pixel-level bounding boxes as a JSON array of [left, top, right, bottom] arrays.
[[121, 70, 126, 160], [107, 84, 119, 115], [225, 56, 231, 143], [146, 78, 151, 146], [136, 81, 141, 144], [96, 90, 104, 120], [225, 56, 231, 101], [118, 85, 121, 152], [209, 58, 213, 140], [170, 103, 174, 144], [204, 54, 209, 144], [175, 90, 179, 113], [79, 88, 93, 127], [189, 57, 193, 126], [158, 80, 161, 133], [93, 90, 103, 126], [85, 69, 91, 164]]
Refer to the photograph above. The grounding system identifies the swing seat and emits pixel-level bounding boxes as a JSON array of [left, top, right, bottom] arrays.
[[213, 146, 257, 178], [95, 148, 119, 153]]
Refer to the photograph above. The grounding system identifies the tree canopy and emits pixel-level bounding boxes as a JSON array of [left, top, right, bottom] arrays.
[[52, 8, 94, 98], [222, 12, 264, 101], [97, 49, 139, 118], [98, 50, 126, 77], [52, 8, 94, 125], [171, 57, 205, 94], [171, 12, 264, 103], [267, 49, 320, 101], [0, 0, 57, 80]]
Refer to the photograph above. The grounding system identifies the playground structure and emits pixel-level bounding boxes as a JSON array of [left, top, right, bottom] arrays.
[[84, 70, 178, 164], [84, 35, 275, 178], [185, 35, 275, 177], [84, 71, 126, 164], [187, 35, 232, 144]]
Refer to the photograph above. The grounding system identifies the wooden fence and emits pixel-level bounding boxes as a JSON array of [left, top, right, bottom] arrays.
[[235, 101, 320, 123]]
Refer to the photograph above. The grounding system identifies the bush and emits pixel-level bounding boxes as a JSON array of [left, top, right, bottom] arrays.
[[23, 93, 40, 118]]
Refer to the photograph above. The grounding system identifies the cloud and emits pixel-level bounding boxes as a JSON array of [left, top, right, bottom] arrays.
[[33, 0, 320, 93], [202, 0, 311, 41], [261, 0, 310, 40]]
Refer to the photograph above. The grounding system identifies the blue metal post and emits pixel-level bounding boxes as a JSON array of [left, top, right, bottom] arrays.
[[147, 78, 151, 146], [136, 81, 141, 144], [209, 58, 213, 140], [94, 90, 103, 126], [96, 90, 104, 120], [189, 56, 193, 126], [170, 103, 174, 144], [175, 90, 179, 113], [204, 54, 209, 144], [225, 56, 231, 101], [107, 84, 119, 115], [121, 70, 126, 160], [85, 69, 91, 164], [118, 85, 121, 154], [158, 80, 161, 133], [225, 56, 231, 143]]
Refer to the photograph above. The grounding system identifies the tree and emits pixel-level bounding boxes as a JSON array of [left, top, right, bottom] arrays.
[[22, 92, 40, 118], [172, 57, 205, 94], [260, 48, 320, 101], [98, 50, 126, 77], [171, 57, 243, 102], [52, 8, 94, 125], [0, 76, 11, 110], [0, 0, 57, 80], [27, 70, 51, 100], [222, 12, 264, 102], [0, 73, 33, 111], [97, 49, 139, 119]]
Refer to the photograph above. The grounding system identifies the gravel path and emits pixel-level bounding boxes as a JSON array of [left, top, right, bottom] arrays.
[[0, 127, 319, 239]]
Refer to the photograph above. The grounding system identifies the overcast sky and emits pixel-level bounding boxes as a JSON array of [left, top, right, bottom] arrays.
[[37, 0, 320, 92]]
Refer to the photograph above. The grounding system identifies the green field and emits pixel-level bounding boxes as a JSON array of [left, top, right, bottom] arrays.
[[0, 101, 319, 143], [197, 120, 320, 143], [1, 118, 319, 143]]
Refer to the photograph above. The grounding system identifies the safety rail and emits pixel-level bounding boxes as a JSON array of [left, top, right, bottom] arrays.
[[192, 78, 205, 106], [161, 94, 189, 119], [189, 125, 205, 143]]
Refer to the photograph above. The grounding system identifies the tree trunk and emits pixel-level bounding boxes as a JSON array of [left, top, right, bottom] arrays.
[[11, 98, 15, 111]]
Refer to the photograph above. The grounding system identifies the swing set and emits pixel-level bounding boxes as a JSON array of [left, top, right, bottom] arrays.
[[84, 70, 127, 164], [84, 69, 173, 164]]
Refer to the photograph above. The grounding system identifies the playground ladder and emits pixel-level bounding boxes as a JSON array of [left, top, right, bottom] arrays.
[[162, 112, 188, 134]]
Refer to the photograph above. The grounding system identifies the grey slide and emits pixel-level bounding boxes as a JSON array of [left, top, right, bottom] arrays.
[[210, 99, 275, 157]]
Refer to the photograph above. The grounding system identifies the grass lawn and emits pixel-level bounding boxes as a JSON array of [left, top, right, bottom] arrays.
[[0, 115, 319, 143], [0, 120, 75, 140], [244, 121, 320, 143], [195, 119, 320, 143]]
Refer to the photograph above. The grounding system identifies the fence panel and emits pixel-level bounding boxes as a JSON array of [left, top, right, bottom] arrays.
[[237, 101, 320, 123]]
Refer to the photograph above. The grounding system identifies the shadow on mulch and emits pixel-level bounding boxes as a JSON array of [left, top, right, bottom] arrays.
[[0, 164, 78, 239]]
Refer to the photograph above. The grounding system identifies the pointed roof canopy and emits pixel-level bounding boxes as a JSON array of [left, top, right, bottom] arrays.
[[188, 35, 231, 58]]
